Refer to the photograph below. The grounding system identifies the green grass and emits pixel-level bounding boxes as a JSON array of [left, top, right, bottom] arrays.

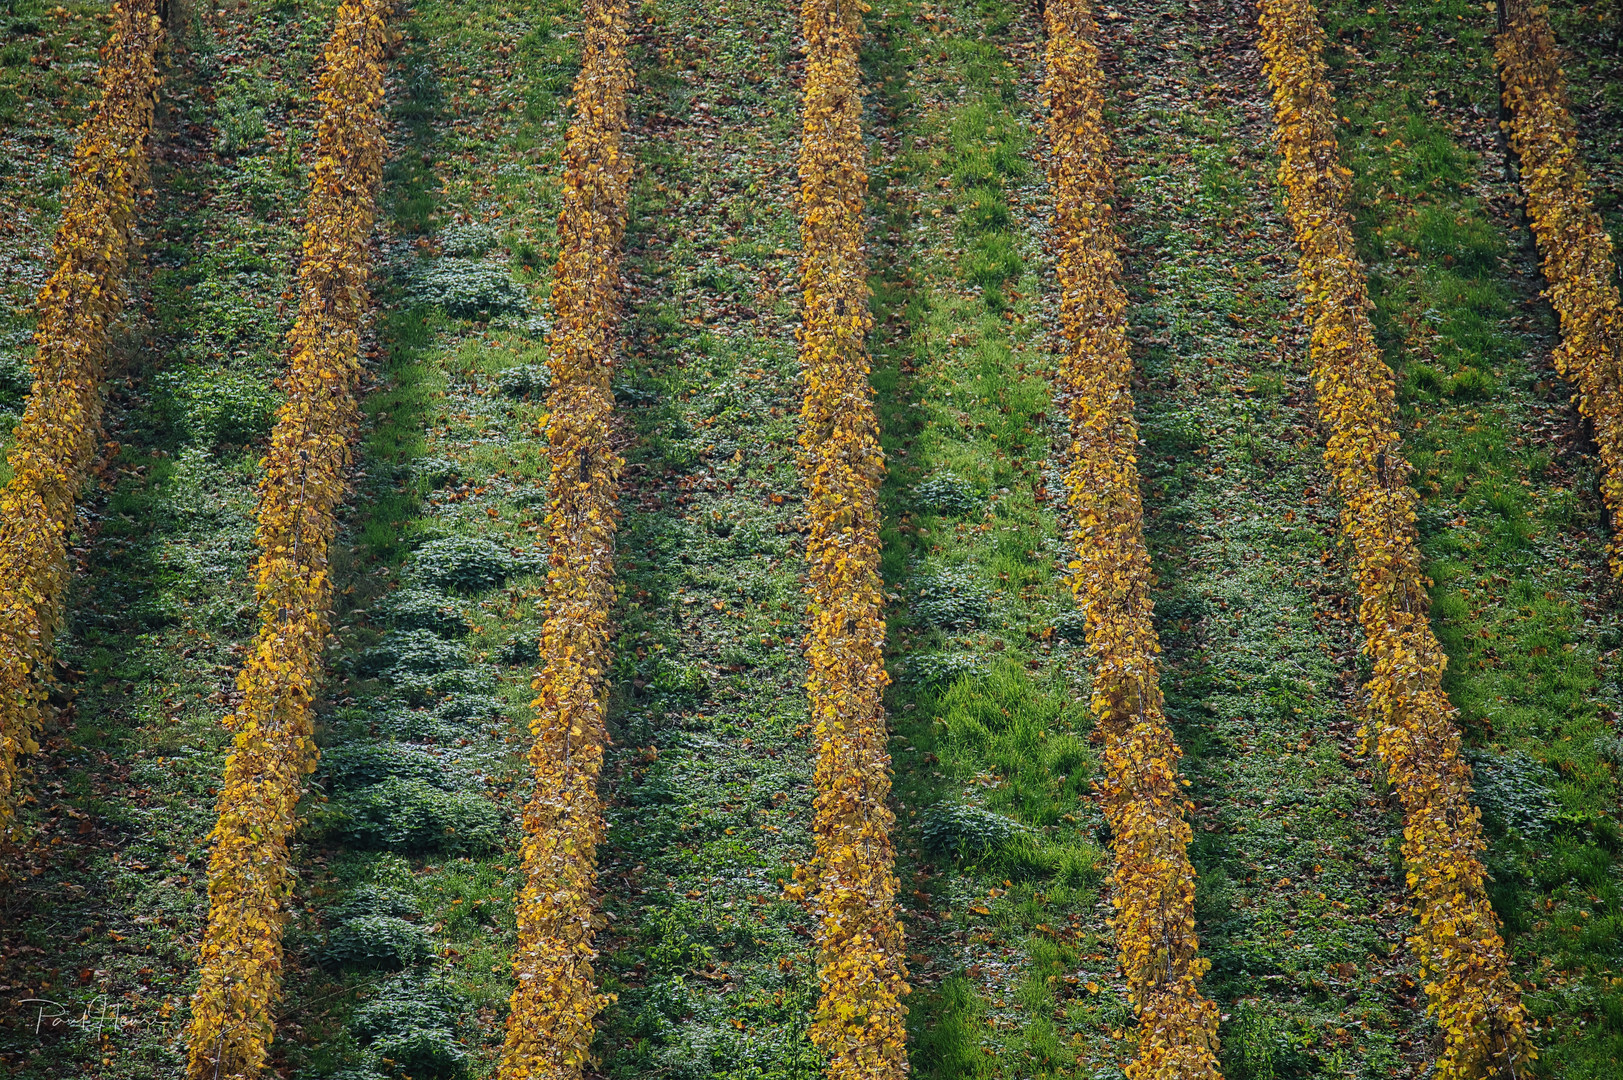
[[864, 1, 1113, 1076]]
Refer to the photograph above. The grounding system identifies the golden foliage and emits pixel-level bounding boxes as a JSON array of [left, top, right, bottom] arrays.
[[1497, 3, 1623, 579], [184, 3, 390, 1075], [497, 0, 631, 1075], [0, 0, 160, 846], [1257, 1, 1534, 1076], [1044, 4, 1220, 1077], [795, 0, 910, 1073]]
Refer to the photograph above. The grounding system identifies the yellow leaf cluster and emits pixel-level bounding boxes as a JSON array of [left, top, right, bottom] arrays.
[[498, 0, 631, 1076], [797, 0, 910, 1075], [0, 0, 160, 849], [1497, 3, 1623, 579], [1045, 4, 1220, 1078], [184, 3, 390, 1076], [1257, 2, 1534, 1077]]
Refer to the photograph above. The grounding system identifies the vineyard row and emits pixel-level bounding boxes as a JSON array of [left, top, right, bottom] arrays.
[[0, 0, 160, 847], [1497, 0, 1623, 582], [498, 0, 632, 1073], [794, 0, 912, 1073], [1258, 0, 1534, 1076], [1044, 2, 1221, 1078], [184, 1, 392, 1074]]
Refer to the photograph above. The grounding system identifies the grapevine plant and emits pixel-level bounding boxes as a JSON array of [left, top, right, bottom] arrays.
[[0, 0, 160, 848], [185, 1, 392, 1074], [790, 0, 913, 1072], [499, 0, 633, 1074], [1258, 0, 1535, 1076], [1044, 2, 1222, 1077]]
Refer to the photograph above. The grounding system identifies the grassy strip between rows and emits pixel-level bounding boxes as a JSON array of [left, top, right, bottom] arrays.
[[498, 0, 631, 1073], [1043, 2, 1219, 1077], [0, 0, 158, 846], [1257, 0, 1533, 1076], [1497, 0, 1623, 579], [182, 1, 390, 1074], [792, 0, 911, 1072], [587, 0, 824, 1071], [860, 0, 1119, 1071]]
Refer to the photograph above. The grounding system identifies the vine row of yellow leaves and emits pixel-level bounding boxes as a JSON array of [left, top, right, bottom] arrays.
[[0, 0, 160, 849], [1256, 1, 1535, 1076], [497, 0, 631, 1075], [184, 1, 391, 1075], [1043, 3, 1221, 1077], [790, 0, 911, 1072], [1496, 2, 1623, 580]]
